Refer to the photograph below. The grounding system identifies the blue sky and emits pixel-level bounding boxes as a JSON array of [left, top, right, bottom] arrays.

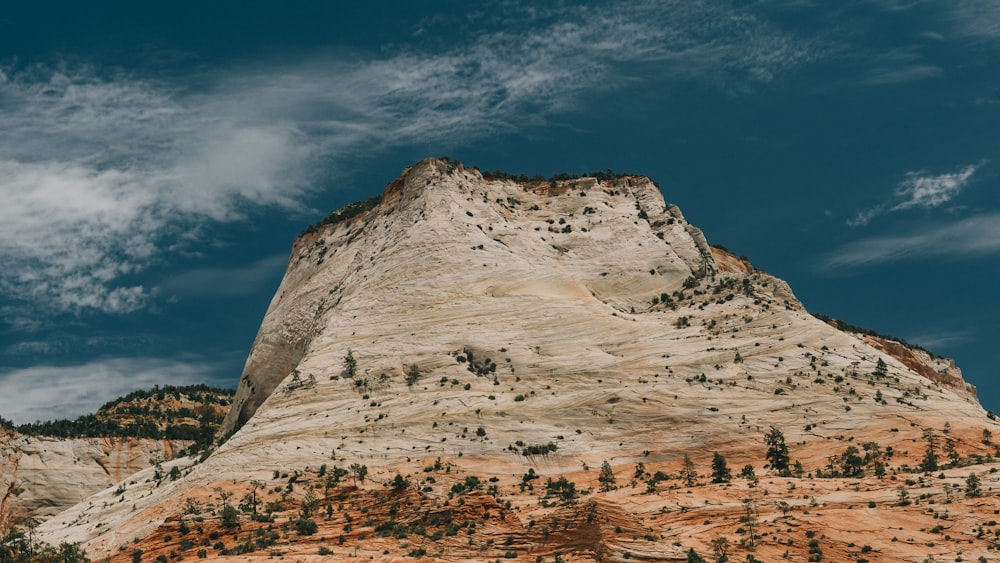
[[1, 0, 999, 423]]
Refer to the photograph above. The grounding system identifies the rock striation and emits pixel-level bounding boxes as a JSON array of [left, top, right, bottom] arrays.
[[0, 431, 183, 532], [34, 158, 999, 562]]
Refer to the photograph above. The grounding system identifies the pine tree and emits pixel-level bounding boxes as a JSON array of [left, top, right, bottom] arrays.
[[598, 460, 616, 491], [839, 445, 865, 477], [710, 537, 730, 563], [874, 357, 888, 378], [944, 436, 960, 467], [710, 453, 731, 484], [792, 460, 804, 478], [764, 426, 789, 474], [919, 428, 939, 473], [966, 473, 982, 497]]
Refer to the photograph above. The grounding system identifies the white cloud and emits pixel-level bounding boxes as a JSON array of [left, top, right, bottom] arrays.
[[848, 164, 980, 226], [0, 1, 819, 321], [0, 69, 314, 319], [0, 357, 224, 424], [822, 212, 1000, 268], [891, 165, 978, 210]]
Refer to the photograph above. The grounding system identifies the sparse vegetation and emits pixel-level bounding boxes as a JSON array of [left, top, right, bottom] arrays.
[[0, 529, 90, 562], [406, 364, 421, 386], [8, 385, 232, 444], [810, 313, 937, 357], [343, 350, 357, 379], [299, 195, 383, 237]]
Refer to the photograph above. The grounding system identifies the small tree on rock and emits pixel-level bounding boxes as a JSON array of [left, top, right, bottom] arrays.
[[405, 364, 421, 386], [598, 460, 616, 491], [764, 426, 789, 474], [740, 497, 758, 548], [710, 536, 730, 563], [966, 473, 982, 497], [839, 446, 864, 477], [391, 473, 410, 492], [711, 453, 731, 484], [681, 454, 699, 487], [349, 463, 368, 487], [920, 428, 939, 473], [221, 503, 240, 529], [874, 357, 888, 378], [343, 349, 357, 378]]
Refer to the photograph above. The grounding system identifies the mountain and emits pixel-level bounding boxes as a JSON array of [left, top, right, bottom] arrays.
[[30, 158, 1000, 562]]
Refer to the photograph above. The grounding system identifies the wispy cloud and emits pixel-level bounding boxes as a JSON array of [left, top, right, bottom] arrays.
[[863, 63, 941, 85], [0, 357, 224, 424], [860, 47, 943, 86], [848, 164, 980, 226], [0, 1, 819, 322], [904, 329, 972, 350], [948, 0, 1000, 41], [161, 254, 287, 298], [822, 212, 1000, 269]]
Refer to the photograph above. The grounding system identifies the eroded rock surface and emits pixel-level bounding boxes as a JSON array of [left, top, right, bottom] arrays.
[[0, 431, 183, 531], [36, 159, 998, 562]]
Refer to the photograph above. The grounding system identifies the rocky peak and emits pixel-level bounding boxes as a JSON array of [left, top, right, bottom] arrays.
[[221, 157, 716, 434]]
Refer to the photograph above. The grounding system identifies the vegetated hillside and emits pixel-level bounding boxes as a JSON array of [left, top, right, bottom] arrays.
[[4, 384, 232, 446], [0, 385, 233, 535], [34, 158, 1000, 563]]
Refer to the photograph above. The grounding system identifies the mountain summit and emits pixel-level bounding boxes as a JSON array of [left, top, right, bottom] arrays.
[[35, 158, 998, 562]]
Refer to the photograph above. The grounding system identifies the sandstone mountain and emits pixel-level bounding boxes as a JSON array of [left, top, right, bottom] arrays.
[[30, 158, 1000, 562]]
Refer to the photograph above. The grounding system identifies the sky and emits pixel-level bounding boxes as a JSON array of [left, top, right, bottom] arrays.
[[1, 0, 999, 423]]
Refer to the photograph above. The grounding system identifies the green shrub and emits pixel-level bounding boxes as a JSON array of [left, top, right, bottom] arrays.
[[295, 517, 318, 535], [220, 504, 239, 529]]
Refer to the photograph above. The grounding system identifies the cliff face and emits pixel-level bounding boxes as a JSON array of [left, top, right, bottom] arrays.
[[220, 158, 716, 435], [0, 385, 230, 534], [36, 159, 999, 562], [0, 430, 184, 532]]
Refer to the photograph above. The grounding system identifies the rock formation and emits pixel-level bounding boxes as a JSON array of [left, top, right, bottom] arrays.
[[31, 158, 1000, 562], [0, 385, 231, 534], [0, 431, 184, 532]]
